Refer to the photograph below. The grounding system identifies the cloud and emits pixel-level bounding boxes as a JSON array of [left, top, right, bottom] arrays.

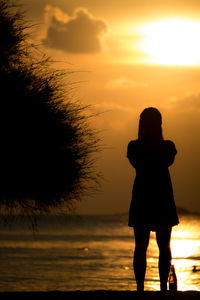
[[43, 5, 108, 53], [105, 77, 148, 89], [96, 101, 135, 113], [167, 92, 200, 111]]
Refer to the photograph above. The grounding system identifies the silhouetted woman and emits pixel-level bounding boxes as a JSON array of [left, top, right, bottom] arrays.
[[127, 107, 179, 292]]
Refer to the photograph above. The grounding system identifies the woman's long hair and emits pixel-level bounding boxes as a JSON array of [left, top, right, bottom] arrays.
[[138, 107, 163, 142]]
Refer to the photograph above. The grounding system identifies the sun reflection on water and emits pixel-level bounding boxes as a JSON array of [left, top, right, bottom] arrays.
[[145, 217, 200, 291], [171, 220, 200, 291], [171, 238, 199, 258]]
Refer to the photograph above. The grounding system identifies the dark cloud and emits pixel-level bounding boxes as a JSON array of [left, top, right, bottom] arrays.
[[43, 6, 108, 53]]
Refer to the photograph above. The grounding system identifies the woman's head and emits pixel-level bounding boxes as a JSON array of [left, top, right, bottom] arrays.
[[138, 107, 163, 142]]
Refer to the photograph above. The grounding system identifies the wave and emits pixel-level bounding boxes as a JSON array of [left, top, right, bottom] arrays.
[[186, 256, 200, 260]]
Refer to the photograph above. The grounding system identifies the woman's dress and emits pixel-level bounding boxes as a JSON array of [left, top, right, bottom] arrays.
[[127, 139, 179, 230]]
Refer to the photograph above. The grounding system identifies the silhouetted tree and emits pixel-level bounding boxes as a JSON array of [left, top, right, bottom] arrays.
[[0, 0, 100, 220]]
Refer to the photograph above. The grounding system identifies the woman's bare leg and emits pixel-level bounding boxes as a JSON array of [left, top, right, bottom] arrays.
[[156, 227, 172, 291], [133, 227, 150, 292]]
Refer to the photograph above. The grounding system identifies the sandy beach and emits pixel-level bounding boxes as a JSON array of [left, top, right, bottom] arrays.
[[0, 291, 200, 300]]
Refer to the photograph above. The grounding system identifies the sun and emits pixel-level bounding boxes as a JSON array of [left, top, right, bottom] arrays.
[[135, 18, 200, 66]]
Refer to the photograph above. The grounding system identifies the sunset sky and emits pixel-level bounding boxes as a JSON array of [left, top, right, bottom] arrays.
[[21, 0, 200, 214]]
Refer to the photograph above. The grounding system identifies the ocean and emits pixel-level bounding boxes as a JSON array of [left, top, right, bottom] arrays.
[[0, 213, 199, 292]]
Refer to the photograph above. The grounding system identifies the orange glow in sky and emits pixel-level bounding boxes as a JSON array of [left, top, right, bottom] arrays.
[[19, 0, 200, 215], [135, 19, 200, 66]]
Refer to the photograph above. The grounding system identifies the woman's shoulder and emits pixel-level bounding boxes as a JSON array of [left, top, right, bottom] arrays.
[[128, 139, 139, 149], [163, 139, 176, 147], [128, 139, 138, 145]]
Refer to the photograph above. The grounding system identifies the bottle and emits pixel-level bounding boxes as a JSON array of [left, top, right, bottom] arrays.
[[169, 264, 177, 291]]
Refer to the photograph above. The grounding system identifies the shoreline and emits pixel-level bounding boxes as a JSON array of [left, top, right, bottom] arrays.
[[0, 290, 200, 300]]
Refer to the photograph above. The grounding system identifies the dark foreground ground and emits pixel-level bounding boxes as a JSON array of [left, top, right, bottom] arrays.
[[0, 291, 200, 300]]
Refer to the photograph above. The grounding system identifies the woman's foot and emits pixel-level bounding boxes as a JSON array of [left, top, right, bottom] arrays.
[[137, 282, 144, 292], [160, 282, 167, 292]]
